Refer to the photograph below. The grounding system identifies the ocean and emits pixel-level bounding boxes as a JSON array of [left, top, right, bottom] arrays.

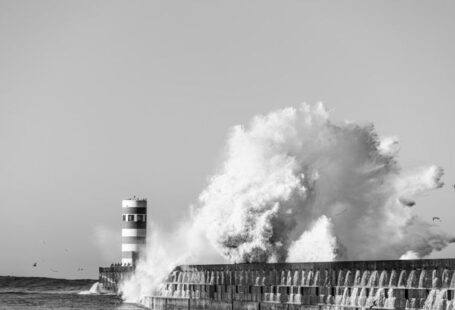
[[0, 276, 144, 310]]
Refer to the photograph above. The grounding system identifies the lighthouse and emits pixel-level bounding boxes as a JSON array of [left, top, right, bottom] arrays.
[[121, 197, 147, 266]]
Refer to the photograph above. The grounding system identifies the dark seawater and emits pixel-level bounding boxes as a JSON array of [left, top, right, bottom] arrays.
[[0, 276, 145, 310]]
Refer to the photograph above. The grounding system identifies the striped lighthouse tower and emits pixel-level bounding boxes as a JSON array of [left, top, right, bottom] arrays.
[[121, 197, 147, 266]]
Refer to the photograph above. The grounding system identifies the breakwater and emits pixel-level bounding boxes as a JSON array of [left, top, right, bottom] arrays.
[[138, 259, 455, 310], [99, 265, 133, 292]]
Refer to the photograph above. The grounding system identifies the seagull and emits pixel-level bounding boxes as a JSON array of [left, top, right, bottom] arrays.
[[398, 197, 416, 207], [32, 262, 37, 267], [433, 217, 442, 223]]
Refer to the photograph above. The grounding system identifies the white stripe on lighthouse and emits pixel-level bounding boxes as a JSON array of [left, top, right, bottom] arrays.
[[122, 228, 146, 237], [122, 243, 140, 252]]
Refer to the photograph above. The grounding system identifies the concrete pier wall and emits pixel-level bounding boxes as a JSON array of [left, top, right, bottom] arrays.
[[98, 259, 455, 310], [98, 265, 133, 292], [139, 259, 455, 310]]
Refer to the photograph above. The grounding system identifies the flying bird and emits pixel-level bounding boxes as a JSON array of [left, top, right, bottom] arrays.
[[32, 262, 37, 267], [433, 217, 442, 223], [398, 197, 416, 207]]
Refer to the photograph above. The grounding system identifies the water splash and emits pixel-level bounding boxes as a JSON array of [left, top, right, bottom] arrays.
[[379, 270, 389, 287], [389, 270, 398, 287], [408, 270, 417, 288], [120, 103, 452, 302], [78, 282, 110, 295]]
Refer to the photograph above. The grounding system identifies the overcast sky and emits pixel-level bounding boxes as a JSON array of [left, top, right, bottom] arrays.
[[1, 0, 455, 279]]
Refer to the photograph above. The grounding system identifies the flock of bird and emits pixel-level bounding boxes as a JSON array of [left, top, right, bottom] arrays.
[[32, 242, 85, 273]]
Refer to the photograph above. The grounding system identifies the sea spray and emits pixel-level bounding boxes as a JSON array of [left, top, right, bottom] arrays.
[[120, 103, 452, 302], [79, 282, 112, 295], [196, 103, 450, 262], [119, 220, 224, 301]]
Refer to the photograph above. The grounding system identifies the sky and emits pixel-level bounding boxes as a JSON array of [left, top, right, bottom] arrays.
[[1, 0, 455, 279]]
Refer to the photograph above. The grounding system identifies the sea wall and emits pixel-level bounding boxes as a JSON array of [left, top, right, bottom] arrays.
[[139, 259, 455, 310], [98, 265, 133, 292]]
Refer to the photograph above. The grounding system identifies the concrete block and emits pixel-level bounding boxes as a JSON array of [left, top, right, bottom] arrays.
[[407, 288, 429, 299], [165, 298, 189, 310], [149, 297, 167, 310], [190, 299, 232, 310], [260, 303, 288, 310], [232, 301, 259, 310]]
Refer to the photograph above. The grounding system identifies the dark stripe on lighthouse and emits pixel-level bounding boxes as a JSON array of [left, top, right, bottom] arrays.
[[121, 222, 147, 229], [121, 207, 147, 214], [122, 236, 146, 244]]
